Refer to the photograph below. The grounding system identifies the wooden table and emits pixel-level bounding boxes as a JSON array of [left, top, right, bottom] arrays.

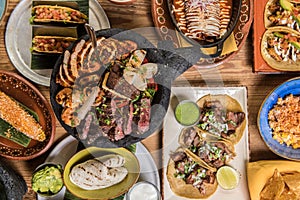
[[0, 0, 298, 199]]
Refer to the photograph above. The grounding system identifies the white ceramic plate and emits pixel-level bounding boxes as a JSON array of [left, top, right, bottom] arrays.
[[38, 135, 160, 200], [163, 87, 249, 200], [5, 0, 110, 86]]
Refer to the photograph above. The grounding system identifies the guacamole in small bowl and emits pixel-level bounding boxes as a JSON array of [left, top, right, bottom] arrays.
[[31, 163, 64, 196]]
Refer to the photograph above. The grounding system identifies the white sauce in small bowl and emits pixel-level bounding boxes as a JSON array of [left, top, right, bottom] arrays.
[[125, 181, 161, 200], [108, 0, 135, 4]]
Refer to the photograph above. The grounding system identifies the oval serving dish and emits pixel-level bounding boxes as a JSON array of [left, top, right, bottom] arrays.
[[167, 0, 242, 58], [0, 70, 55, 160], [258, 77, 300, 160]]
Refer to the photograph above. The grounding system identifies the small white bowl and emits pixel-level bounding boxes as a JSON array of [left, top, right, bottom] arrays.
[[108, 0, 136, 4], [124, 181, 161, 200]]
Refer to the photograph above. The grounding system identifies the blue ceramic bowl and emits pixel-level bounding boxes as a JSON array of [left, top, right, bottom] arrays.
[[0, 0, 6, 23], [258, 77, 300, 160]]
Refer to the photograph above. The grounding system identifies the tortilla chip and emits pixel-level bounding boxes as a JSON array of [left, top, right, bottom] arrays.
[[260, 169, 285, 200], [247, 161, 300, 200], [277, 187, 298, 200], [282, 172, 300, 196]]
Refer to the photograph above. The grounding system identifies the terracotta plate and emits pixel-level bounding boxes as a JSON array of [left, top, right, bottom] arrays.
[[253, 0, 279, 73], [151, 0, 253, 68], [0, 70, 55, 160], [253, 0, 300, 73]]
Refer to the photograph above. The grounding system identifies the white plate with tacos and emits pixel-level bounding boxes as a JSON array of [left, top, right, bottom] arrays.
[[163, 86, 249, 200]]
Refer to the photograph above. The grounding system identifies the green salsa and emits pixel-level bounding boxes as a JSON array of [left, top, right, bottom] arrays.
[[175, 101, 200, 126], [32, 165, 63, 196]]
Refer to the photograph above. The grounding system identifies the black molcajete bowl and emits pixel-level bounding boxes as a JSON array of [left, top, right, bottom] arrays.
[[0, 159, 27, 200], [50, 28, 201, 148], [167, 0, 242, 58]]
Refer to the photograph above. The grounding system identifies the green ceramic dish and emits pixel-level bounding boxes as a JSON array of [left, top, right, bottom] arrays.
[[63, 146, 140, 199]]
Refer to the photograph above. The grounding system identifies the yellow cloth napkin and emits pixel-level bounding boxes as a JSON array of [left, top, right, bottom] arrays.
[[247, 160, 300, 200], [176, 31, 238, 56]]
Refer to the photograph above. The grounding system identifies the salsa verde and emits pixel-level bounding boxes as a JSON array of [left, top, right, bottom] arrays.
[[175, 101, 200, 126]]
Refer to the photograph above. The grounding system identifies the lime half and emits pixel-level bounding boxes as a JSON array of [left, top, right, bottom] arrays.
[[216, 166, 240, 190]]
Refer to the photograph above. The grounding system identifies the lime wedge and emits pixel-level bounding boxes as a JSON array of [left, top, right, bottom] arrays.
[[216, 166, 240, 190]]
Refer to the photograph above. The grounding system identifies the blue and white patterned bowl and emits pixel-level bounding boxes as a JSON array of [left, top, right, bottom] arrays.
[[258, 77, 300, 160]]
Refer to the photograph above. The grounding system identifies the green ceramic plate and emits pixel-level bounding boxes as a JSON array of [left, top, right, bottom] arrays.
[[63, 147, 140, 199]]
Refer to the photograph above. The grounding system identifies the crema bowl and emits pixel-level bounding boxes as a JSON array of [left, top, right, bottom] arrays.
[[125, 181, 161, 200]]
